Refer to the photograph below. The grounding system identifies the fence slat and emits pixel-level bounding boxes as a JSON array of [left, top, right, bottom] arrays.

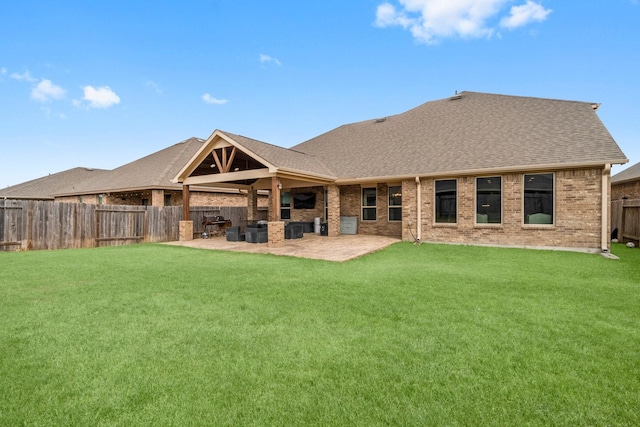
[[611, 198, 640, 245], [0, 201, 252, 251], [0, 200, 207, 251]]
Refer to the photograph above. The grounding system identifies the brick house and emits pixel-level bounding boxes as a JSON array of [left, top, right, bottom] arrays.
[[1, 137, 267, 209], [612, 162, 640, 201], [174, 92, 627, 252]]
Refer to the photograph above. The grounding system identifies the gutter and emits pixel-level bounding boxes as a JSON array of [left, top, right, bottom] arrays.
[[415, 177, 422, 243], [602, 164, 611, 252], [334, 159, 629, 185]]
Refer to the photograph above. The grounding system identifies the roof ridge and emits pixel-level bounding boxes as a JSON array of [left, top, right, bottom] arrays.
[[152, 137, 204, 186], [458, 90, 597, 106]]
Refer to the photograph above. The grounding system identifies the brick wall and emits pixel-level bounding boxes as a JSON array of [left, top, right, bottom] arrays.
[[340, 184, 403, 237], [334, 168, 605, 249], [56, 190, 268, 208], [287, 187, 325, 222], [402, 179, 418, 241], [187, 191, 258, 207], [416, 168, 604, 250], [612, 180, 640, 201]]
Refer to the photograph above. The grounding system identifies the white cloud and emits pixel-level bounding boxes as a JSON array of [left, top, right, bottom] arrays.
[[375, 0, 551, 44], [500, 1, 551, 28], [80, 85, 120, 109], [202, 93, 228, 105], [1, 67, 6, 75], [10, 70, 37, 82], [259, 54, 282, 66], [31, 79, 66, 102]]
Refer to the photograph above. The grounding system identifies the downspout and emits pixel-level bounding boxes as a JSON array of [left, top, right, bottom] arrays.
[[601, 164, 611, 252], [415, 177, 422, 243]]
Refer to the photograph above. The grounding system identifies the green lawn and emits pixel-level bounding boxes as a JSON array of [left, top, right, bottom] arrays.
[[1, 242, 639, 426]]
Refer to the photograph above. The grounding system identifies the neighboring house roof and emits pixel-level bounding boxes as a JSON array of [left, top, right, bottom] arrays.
[[612, 161, 640, 185], [54, 137, 209, 196], [0, 167, 109, 200], [291, 91, 627, 181]]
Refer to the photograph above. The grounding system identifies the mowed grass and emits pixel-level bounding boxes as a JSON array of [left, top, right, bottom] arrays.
[[0, 242, 639, 426]]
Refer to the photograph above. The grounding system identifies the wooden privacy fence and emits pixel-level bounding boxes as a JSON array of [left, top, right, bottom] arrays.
[[611, 198, 640, 245], [0, 199, 251, 252]]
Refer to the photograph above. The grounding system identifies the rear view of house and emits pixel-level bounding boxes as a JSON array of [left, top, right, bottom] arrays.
[[173, 91, 627, 252]]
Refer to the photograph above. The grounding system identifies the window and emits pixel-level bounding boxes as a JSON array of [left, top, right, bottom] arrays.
[[164, 194, 172, 207], [524, 173, 554, 224], [476, 177, 502, 224], [362, 187, 377, 221], [388, 185, 402, 221], [280, 192, 291, 220], [435, 179, 457, 223]]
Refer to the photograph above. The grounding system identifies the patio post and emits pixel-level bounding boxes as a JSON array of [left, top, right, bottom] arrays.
[[182, 185, 190, 220], [179, 184, 193, 241], [327, 184, 340, 237], [271, 176, 281, 221]]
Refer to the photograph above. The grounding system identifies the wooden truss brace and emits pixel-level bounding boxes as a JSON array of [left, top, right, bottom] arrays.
[[211, 146, 238, 174]]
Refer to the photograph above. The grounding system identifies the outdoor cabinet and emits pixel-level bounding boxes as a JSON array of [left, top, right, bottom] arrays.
[[340, 216, 358, 235]]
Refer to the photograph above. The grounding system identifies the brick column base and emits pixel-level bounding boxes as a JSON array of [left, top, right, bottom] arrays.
[[268, 221, 285, 248], [179, 220, 193, 241]]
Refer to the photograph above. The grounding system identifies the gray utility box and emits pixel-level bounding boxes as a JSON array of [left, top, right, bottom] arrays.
[[340, 216, 358, 235]]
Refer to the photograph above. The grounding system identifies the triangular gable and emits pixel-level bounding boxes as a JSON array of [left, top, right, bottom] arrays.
[[173, 130, 336, 190], [173, 130, 275, 188]]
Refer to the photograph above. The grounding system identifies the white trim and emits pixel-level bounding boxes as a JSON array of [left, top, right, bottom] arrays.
[[334, 160, 627, 186]]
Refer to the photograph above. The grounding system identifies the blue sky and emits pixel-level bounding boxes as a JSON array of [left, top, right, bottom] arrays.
[[1, 0, 639, 189]]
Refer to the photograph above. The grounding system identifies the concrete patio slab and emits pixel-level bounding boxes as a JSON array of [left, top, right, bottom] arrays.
[[164, 233, 401, 262]]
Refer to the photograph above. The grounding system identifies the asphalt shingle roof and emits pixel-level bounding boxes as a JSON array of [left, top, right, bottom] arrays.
[[291, 91, 627, 180], [54, 137, 205, 196], [0, 167, 109, 199], [612, 161, 640, 184]]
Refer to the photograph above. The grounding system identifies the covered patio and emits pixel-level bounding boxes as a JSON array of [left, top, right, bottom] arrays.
[[173, 130, 343, 246], [165, 233, 400, 262]]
